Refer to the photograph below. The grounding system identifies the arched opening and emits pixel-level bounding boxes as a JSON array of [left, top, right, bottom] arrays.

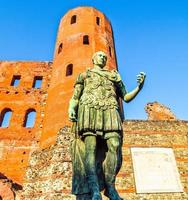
[[109, 46, 112, 57], [58, 43, 63, 54], [23, 109, 36, 128], [96, 17, 100, 25], [71, 15, 77, 24], [0, 108, 12, 127], [66, 64, 73, 76], [83, 35, 89, 45]]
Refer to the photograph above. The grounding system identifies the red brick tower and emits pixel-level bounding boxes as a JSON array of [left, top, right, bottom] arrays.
[[41, 7, 118, 147]]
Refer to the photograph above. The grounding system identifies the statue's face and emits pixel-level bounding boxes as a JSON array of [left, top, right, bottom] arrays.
[[93, 51, 107, 68]]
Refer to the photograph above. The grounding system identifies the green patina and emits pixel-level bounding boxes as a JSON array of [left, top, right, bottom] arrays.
[[69, 51, 146, 200]]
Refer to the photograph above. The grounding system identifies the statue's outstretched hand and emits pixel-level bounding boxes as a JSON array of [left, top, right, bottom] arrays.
[[137, 72, 146, 90], [69, 108, 77, 122]]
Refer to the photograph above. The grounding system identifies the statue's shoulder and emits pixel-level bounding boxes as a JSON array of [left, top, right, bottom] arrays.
[[75, 69, 92, 84], [80, 69, 92, 78], [110, 69, 120, 75], [110, 69, 122, 82]]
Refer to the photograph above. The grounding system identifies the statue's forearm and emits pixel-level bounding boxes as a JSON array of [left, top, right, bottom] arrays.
[[124, 86, 140, 103], [69, 98, 79, 110], [69, 84, 83, 111]]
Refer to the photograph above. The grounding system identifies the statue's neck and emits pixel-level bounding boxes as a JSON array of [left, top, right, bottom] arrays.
[[93, 64, 106, 71]]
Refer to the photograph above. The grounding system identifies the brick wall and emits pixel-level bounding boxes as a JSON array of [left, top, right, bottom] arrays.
[[0, 61, 52, 184], [21, 120, 188, 200]]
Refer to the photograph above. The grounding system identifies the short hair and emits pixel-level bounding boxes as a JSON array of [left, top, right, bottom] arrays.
[[92, 51, 107, 64]]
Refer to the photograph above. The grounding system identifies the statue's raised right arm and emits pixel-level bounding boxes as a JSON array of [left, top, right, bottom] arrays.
[[117, 72, 146, 103]]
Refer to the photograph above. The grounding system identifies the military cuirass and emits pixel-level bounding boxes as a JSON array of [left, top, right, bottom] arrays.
[[79, 70, 119, 110]]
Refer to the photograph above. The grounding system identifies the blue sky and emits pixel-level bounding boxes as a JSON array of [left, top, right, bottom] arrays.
[[0, 0, 188, 120]]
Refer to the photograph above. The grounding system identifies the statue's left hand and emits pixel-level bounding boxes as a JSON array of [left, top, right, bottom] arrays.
[[69, 108, 77, 122], [137, 72, 146, 90]]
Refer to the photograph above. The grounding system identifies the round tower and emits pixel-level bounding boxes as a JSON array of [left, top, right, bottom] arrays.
[[41, 7, 118, 147]]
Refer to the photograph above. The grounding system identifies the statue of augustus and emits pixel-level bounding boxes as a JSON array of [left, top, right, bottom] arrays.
[[69, 51, 146, 200]]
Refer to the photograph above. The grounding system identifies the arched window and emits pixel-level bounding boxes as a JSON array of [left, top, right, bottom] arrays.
[[83, 35, 89, 45], [66, 64, 73, 76], [58, 43, 63, 54], [71, 15, 77, 24], [109, 46, 112, 57], [96, 17, 100, 25], [23, 109, 36, 128], [0, 108, 12, 127]]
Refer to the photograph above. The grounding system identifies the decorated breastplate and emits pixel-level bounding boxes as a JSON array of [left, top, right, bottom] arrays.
[[79, 71, 119, 110]]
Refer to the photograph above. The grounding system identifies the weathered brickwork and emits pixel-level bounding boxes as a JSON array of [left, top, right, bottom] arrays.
[[20, 127, 73, 200], [21, 121, 188, 200], [0, 61, 52, 184], [145, 102, 177, 120]]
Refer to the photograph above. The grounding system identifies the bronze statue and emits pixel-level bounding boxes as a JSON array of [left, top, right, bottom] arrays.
[[69, 51, 146, 200]]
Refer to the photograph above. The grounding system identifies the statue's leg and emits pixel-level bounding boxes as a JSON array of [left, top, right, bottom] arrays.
[[103, 135, 123, 200], [84, 135, 102, 200], [76, 193, 91, 200]]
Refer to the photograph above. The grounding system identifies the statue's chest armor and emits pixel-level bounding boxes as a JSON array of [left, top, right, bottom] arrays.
[[80, 72, 118, 110]]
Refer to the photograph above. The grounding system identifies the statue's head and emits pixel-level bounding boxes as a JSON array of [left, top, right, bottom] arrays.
[[92, 51, 107, 68]]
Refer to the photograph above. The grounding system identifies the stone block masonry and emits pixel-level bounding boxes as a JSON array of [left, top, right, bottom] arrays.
[[21, 127, 73, 200], [21, 120, 188, 200]]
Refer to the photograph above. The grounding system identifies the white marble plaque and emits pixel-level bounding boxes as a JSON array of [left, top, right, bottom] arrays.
[[131, 147, 183, 193]]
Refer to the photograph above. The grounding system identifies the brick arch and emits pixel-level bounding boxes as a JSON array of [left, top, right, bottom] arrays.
[[23, 108, 36, 128], [58, 43, 63, 54], [0, 108, 13, 127], [71, 15, 77, 24], [66, 64, 73, 76]]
